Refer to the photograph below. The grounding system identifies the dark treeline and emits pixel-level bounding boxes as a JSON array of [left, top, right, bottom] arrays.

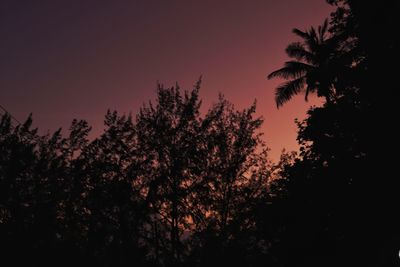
[[1, 82, 278, 266], [0, 1, 398, 266]]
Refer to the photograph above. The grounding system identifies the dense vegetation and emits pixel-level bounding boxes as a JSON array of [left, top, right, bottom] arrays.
[[0, 1, 398, 266]]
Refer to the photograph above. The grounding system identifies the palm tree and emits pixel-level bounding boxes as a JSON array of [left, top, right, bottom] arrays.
[[268, 20, 340, 107]]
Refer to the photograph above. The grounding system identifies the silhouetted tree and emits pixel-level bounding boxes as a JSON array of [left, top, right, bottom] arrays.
[[4, 1, 397, 266], [191, 96, 272, 267], [133, 81, 206, 266], [2, 79, 276, 266], [0, 114, 93, 266], [264, 1, 399, 266], [268, 19, 345, 107]]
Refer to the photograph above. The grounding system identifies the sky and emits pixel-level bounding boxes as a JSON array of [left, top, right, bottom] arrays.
[[0, 0, 333, 161]]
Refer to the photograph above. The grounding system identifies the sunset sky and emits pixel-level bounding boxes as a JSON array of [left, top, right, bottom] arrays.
[[0, 0, 333, 161]]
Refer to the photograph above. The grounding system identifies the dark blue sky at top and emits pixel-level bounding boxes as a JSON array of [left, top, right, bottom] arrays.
[[0, 0, 333, 160]]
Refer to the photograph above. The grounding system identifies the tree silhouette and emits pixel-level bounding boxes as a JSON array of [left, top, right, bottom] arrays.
[[191, 96, 271, 267], [268, 19, 343, 107], [263, 1, 399, 266], [2, 81, 275, 266], [133, 81, 206, 266], [1, 1, 398, 266]]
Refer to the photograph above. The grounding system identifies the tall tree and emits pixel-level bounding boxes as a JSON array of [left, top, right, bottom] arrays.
[[264, 1, 399, 266], [268, 20, 342, 107], [191, 96, 272, 267], [134, 81, 204, 266], [74, 111, 148, 266]]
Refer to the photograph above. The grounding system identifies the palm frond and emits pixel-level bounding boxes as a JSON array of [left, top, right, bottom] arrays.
[[275, 76, 306, 107], [292, 28, 308, 39], [270, 19, 337, 107], [304, 84, 317, 102], [284, 61, 314, 72], [309, 27, 317, 42], [318, 19, 329, 43], [268, 61, 313, 80], [268, 67, 292, 80], [285, 42, 314, 62]]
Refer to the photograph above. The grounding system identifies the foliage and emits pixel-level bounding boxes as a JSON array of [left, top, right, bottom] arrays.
[[0, 81, 273, 267], [1, 1, 398, 266]]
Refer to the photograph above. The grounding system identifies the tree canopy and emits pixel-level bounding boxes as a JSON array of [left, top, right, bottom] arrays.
[[1, 1, 398, 266]]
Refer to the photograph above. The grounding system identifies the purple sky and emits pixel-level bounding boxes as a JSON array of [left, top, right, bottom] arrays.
[[0, 0, 333, 161]]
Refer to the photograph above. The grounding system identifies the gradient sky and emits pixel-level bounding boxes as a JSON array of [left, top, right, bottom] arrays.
[[0, 0, 333, 161]]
